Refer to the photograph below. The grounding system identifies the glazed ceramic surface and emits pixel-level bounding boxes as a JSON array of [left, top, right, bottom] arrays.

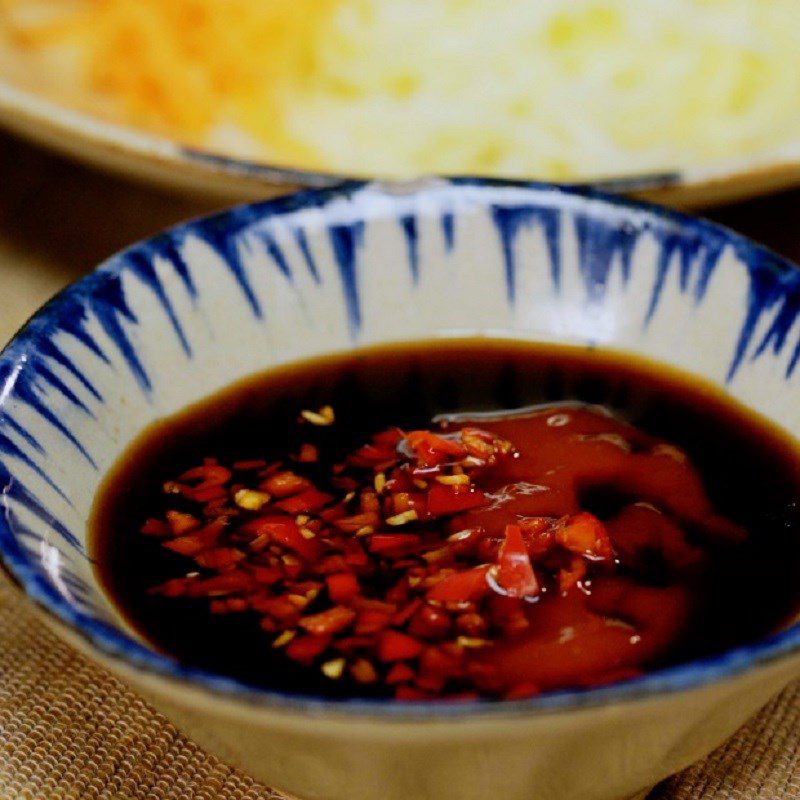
[[3, 80, 800, 207], [1, 179, 800, 800]]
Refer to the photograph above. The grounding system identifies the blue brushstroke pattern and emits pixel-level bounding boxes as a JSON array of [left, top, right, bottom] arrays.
[[441, 211, 455, 252], [0, 362, 95, 470], [199, 210, 262, 318], [33, 294, 109, 366], [746, 263, 800, 379], [0, 464, 80, 548], [148, 233, 197, 300], [329, 222, 365, 336], [400, 214, 419, 283], [727, 245, 800, 380], [575, 213, 639, 305], [294, 228, 320, 283], [645, 230, 705, 324], [31, 360, 93, 416], [255, 229, 293, 280], [1, 413, 45, 455], [692, 234, 726, 304], [492, 205, 561, 300], [126, 251, 192, 356], [87, 274, 151, 394], [36, 338, 102, 403]]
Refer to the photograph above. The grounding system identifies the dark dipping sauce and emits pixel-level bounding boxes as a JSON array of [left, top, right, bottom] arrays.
[[91, 340, 800, 701]]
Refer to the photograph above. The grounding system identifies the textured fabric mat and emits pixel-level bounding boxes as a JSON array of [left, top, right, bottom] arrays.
[[0, 576, 797, 800]]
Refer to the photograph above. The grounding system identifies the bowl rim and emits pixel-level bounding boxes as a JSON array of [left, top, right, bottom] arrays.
[[0, 77, 718, 198], [1, 176, 799, 720], [9, 76, 800, 207]]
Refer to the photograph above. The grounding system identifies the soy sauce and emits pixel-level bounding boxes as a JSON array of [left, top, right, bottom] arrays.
[[91, 340, 800, 699]]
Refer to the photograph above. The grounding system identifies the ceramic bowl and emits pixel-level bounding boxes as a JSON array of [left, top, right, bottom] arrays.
[[1, 179, 799, 800]]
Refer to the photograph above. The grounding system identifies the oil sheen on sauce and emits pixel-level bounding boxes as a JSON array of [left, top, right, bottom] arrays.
[[91, 340, 800, 700]]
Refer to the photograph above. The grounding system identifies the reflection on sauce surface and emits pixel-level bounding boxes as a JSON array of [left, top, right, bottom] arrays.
[[91, 340, 800, 700]]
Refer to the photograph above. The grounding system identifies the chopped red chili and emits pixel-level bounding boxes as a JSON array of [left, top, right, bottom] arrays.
[[556, 512, 614, 561], [133, 393, 763, 701], [299, 606, 356, 636], [92, 338, 800, 707], [492, 524, 540, 599], [405, 430, 466, 466], [426, 483, 488, 516], [378, 630, 424, 662], [326, 572, 360, 604], [274, 488, 334, 514]]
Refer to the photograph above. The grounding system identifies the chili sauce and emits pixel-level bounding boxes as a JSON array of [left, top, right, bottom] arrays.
[[90, 340, 800, 700]]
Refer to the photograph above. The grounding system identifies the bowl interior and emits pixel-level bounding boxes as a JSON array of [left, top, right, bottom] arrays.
[[2, 178, 800, 708]]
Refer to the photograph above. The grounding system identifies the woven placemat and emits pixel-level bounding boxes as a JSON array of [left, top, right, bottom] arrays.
[[0, 575, 797, 800]]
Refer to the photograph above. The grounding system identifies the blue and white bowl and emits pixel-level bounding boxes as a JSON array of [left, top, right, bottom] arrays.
[[1, 178, 799, 800]]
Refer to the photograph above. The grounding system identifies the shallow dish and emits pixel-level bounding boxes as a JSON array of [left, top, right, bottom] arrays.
[[3, 78, 800, 207], [1, 178, 799, 800]]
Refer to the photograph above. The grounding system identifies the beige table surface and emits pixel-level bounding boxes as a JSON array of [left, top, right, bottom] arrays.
[[0, 128, 798, 799]]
